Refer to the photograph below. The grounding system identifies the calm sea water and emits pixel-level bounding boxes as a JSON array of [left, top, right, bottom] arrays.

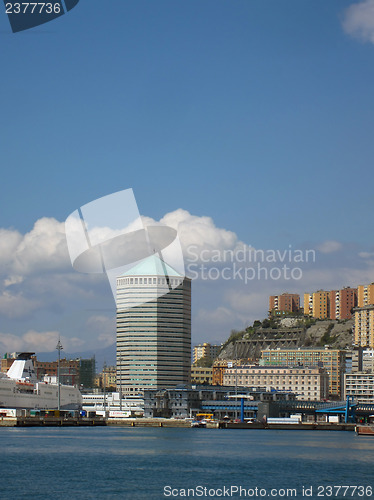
[[0, 427, 373, 499]]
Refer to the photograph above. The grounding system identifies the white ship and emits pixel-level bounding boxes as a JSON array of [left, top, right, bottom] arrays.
[[0, 353, 82, 410]]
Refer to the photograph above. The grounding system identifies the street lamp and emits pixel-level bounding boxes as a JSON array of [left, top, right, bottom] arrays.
[[56, 338, 63, 412]]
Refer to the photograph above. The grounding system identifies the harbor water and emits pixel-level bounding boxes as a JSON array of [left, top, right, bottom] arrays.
[[1, 427, 373, 499]]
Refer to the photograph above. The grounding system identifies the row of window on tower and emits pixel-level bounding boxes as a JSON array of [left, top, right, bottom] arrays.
[[118, 277, 183, 286]]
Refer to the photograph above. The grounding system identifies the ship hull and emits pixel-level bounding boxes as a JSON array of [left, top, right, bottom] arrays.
[[0, 377, 82, 410]]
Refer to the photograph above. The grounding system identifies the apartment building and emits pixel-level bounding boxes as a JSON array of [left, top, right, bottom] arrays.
[[261, 348, 346, 398], [269, 293, 300, 316], [191, 366, 213, 385], [357, 283, 374, 308], [344, 372, 374, 404], [193, 343, 221, 363], [304, 287, 357, 320]]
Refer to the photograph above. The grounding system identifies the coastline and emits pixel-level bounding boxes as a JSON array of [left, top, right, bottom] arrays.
[[0, 416, 358, 430]]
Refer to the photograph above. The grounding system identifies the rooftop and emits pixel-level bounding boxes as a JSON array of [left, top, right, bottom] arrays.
[[120, 254, 183, 278]]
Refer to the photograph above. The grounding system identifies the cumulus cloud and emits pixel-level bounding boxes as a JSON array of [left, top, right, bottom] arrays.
[[161, 209, 238, 254], [342, 0, 374, 43], [316, 240, 343, 254], [0, 228, 22, 266], [0, 210, 240, 283], [0, 330, 82, 353], [13, 217, 70, 275], [0, 210, 373, 349], [0, 291, 41, 319]]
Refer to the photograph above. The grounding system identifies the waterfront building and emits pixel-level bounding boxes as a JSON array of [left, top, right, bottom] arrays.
[[269, 293, 300, 316], [116, 255, 191, 394], [261, 348, 346, 398], [223, 366, 329, 401], [143, 385, 292, 419], [82, 392, 144, 416], [201, 391, 297, 421], [193, 343, 221, 363], [191, 366, 213, 385], [344, 372, 374, 404]]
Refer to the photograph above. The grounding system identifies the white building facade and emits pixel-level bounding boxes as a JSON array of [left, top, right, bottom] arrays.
[[116, 255, 191, 394], [223, 366, 329, 401]]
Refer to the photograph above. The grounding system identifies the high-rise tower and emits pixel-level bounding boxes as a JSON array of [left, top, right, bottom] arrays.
[[116, 255, 191, 394]]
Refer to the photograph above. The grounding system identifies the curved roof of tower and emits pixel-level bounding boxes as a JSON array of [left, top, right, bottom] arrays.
[[120, 254, 183, 277]]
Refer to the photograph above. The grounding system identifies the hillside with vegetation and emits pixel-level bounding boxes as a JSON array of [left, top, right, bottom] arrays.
[[218, 315, 354, 361]]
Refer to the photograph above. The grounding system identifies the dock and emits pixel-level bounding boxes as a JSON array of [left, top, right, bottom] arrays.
[[0, 416, 359, 430], [0, 416, 106, 427], [220, 422, 356, 431]]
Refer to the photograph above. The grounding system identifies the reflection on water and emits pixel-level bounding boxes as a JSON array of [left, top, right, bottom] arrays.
[[1, 428, 373, 499]]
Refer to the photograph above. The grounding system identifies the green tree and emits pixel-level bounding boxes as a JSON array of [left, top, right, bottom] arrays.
[[194, 356, 213, 367]]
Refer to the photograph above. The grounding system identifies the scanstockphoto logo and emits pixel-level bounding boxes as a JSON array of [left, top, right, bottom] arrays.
[[3, 0, 80, 33], [186, 245, 316, 283], [65, 188, 185, 309]]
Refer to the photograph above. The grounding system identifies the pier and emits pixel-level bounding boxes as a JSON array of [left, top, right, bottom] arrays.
[[0, 415, 106, 427]]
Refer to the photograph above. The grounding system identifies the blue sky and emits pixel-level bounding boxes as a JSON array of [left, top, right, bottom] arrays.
[[0, 0, 374, 355]]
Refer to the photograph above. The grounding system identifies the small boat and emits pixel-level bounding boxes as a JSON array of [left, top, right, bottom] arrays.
[[355, 425, 374, 436], [191, 420, 206, 428]]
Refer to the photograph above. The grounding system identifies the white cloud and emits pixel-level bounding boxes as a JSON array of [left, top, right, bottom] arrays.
[[359, 251, 374, 259], [0, 291, 41, 318], [1, 211, 374, 349], [342, 0, 374, 43], [13, 217, 69, 275], [0, 330, 82, 353], [161, 209, 238, 254], [3, 275, 23, 287], [316, 240, 343, 254], [0, 228, 22, 267]]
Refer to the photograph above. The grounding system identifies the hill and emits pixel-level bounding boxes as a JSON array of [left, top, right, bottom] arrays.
[[218, 316, 354, 360]]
